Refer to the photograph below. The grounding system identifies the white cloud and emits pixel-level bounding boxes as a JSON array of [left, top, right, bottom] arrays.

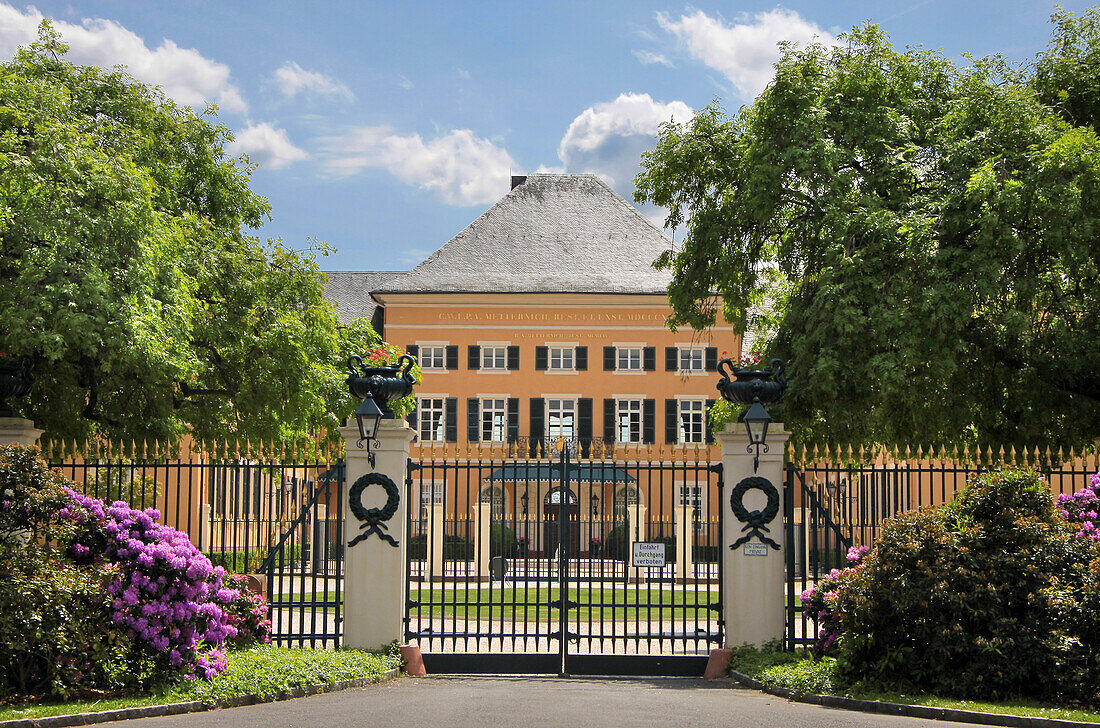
[[273, 61, 352, 100], [397, 74, 414, 90], [455, 66, 471, 80], [226, 123, 308, 169], [399, 248, 432, 266], [657, 9, 835, 99], [632, 50, 673, 67], [557, 92, 693, 188], [317, 127, 517, 206], [0, 3, 247, 112]]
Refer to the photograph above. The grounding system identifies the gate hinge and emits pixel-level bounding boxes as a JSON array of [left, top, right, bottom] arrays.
[[407, 599, 421, 608], [708, 463, 723, 475], [706, 602, 721, 612], [407, 459, 422, 473], [549, 599, 580, 610]]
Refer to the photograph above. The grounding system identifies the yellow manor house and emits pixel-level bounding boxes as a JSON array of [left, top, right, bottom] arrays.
[[324, 173, 743, 454]]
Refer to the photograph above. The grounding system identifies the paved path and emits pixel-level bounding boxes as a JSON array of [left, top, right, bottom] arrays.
[[98, 676, 977, 728]]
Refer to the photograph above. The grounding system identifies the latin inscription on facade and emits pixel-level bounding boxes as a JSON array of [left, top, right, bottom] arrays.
[[437, 312, 667, 323]]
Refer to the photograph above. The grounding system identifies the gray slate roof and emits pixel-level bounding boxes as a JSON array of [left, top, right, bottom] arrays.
[[373, 174, 674, 295], [322, 271, 405, 324]]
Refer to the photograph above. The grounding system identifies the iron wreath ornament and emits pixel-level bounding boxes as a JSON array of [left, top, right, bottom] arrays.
[[347, 473, 400, 548], [729, 476, 781, 551]]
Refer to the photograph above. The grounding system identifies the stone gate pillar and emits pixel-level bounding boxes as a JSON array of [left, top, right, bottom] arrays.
[[0, 417, 43, 448], [340, 418, 415, 651], [716, 421, 791, 647]]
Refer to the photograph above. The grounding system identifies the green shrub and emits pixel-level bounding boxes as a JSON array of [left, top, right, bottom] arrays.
[[206, 543, 335, 574], [605, 524, 629, 560], [407, 534, 473, 560], [206, 548, 265, 574], [0, 445, 77, 545], [693, 544, 719, 563], [0, 446, 133, 698], [833, 469, 1100, 703], [490, 523, 516, 556], [0, 544, 130, 699]]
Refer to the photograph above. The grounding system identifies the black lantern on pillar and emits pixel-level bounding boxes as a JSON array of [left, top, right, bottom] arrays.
[[742, 397, 773, 473], [346, 353, 416, 468], [352, 392, 383, 456], [591, 492, 600, 518]]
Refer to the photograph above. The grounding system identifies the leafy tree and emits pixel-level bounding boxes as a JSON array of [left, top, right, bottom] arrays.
[[0, 25, 403, 445], [636, 22, 1100, 449]]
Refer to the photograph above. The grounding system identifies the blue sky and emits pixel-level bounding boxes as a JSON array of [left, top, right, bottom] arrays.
[[0, 1, 1091, 271]]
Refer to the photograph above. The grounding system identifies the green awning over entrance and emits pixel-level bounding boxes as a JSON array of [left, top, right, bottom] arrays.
[[486, 464, 634, 484]]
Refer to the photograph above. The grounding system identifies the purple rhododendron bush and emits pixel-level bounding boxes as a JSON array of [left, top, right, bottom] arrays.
[[0, 445, 269, 701], [803, 469, 1100, 705]]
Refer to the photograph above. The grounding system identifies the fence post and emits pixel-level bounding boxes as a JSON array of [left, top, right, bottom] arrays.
[[340, 418, 415, 651], [716, 421, 791, 648], [627, 503, 648, 584], [0, 417, 43, 448], [428, 502, 445, 578], [471, 503, 491, 580], [200, 504, 212, 551], [674, 505, 693, 582]]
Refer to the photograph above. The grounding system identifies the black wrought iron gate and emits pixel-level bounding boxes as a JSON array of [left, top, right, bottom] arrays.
[[405, 443, 722, 675]]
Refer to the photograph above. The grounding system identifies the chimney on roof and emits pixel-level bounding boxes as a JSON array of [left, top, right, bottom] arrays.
[[511, 175, 527, 189]]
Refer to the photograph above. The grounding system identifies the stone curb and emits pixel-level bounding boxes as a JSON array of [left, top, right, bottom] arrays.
[[728, 669, 1096, 728], [0, 668, 401, 728]]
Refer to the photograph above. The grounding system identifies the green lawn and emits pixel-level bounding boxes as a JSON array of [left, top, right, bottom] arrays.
[[0, 644, 400, 722], [273, 585, 719, 620], [729, 647, 1100, 724]]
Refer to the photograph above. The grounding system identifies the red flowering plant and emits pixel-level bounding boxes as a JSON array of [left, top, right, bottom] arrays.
[[221, 574, 272, 646], [799, 545, 869, 659], [1056, 471, 1100, 542]]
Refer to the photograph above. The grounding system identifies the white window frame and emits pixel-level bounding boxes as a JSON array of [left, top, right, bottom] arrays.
[[678, 398, 706, 445], [613, 485, 641, 520], [418, 343, 448, 371], [678, 346, 705, 373], [548, 346, 574, 371], [480, 485, 506, 519], [546, 397, 577, 440], [481, 345, 508, 370], [617, 346, 643, 371], [419, 481, 444, 516], [481, 397, 508, 442], [678, 483, 703, 509], [616, 398, 643, 443], [418, 396, 446, 442]]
